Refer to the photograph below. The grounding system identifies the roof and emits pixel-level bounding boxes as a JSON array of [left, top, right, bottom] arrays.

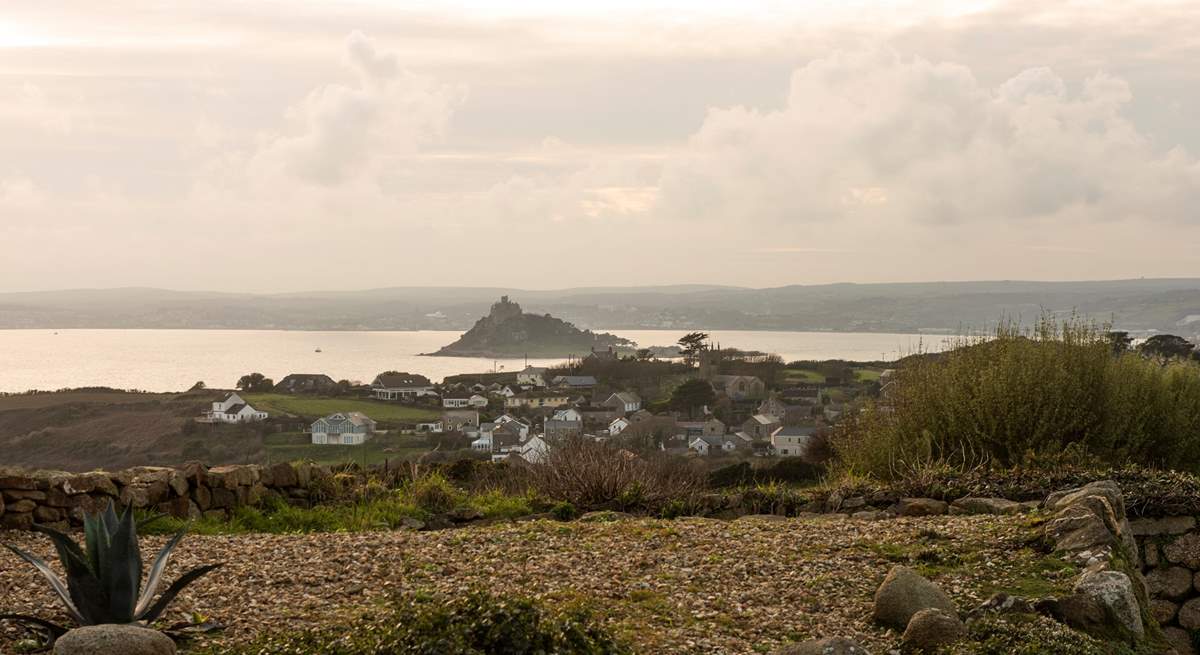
[[315, 411, 374, 427], [276, 373, 336, 389], [223, 403, 246, 415], [772, 425, 817, 437], [552, 375, 598, 386], [692, 435, 730, 448], [374, 372, 432, 389], [746, 414, 777, 426], [608, 391, 641, 404]]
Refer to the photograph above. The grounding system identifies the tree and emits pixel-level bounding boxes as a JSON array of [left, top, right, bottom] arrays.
[[669, 379, 717, 418], [236, 372, 274, 392], [636, 348, 654, 361], [677, 332, 710, 356], [1137, 334, 1196, 361], [1105, 331, 1134, 354]]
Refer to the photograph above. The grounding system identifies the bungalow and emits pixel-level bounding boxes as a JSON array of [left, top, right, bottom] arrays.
[[200, 392, 268, 423], [689, 435, 736, 455], [712, 375, 766, 401], [506, 390, 574, 409], [517, 366, 549, 387], [310, 412, 376, 445], [771, 425, 818, 458], [742, 414, 781, 440], [274, 373, 336, 394], [371, 372, 435, 401], [551, 375, 598, 390], [603, 391, 642, 414], [442, 392, 489, 409]]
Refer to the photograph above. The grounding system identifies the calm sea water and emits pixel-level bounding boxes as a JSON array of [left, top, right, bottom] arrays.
[[0, 329, 951, 393]]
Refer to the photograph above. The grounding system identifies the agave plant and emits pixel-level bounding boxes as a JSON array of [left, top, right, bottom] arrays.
[[1, 502, 221, 641]]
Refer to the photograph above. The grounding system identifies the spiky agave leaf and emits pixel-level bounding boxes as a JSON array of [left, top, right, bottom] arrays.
[[82, 506, 110, 589], [137, 563, 222, 623], [134, 528, 186, 618], [2, 544, 86, 625], [0, 613, 69, 641], [30, 524, 112, 624], [102, 504, 142, 623]]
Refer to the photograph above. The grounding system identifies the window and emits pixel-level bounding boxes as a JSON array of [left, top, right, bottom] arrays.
[[343, 434, 353, 445]]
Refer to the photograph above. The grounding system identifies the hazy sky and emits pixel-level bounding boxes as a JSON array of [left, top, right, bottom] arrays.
[[2, 1, 1199, 292]]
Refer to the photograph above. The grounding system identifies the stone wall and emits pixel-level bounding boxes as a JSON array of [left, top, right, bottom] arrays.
[[0, 462, 331, 531], [1135, 514, 1200, 647]]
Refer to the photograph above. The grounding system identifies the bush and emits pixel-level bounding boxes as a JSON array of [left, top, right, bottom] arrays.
[[938, 614, 1135, 655], [524, 439, 705, 511], [835, 316, 1200, 480], [203, 590, 630, 655], [550, 501, 579, 521], [406, 473, 465, 514]]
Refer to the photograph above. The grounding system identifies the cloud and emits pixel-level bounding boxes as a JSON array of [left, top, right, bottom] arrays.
[[252, 31, 465, 186], [653, 50, 1200, 227]]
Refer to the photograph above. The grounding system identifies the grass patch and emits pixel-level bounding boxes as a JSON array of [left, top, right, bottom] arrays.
[[782, 368, 825, 384], [242, 393, 440, 423]]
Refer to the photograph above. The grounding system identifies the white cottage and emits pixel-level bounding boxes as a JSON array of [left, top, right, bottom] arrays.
[[310, 412, 377, 445], [201, 392, 268, 423]]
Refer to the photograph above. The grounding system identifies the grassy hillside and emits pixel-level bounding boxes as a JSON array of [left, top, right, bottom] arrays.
[[241, 394, 440, 423], [262, 431, 432, 467]]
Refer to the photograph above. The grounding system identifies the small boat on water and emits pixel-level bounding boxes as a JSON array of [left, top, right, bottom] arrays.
[[314, 347, 322, 353]]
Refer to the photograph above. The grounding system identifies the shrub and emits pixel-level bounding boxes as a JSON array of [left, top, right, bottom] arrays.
[[835, 316, 1200, 480], [202, 590, 630, 655], [938, 614, 1135, 655], [405, 473, 465, 515], [550, 501, 579, 521], [524, 439, 705, 511]]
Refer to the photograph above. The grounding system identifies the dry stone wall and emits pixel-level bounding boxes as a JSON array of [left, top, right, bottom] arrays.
[[1136, 513, 1200, 647], [0, 463, 330, 530]]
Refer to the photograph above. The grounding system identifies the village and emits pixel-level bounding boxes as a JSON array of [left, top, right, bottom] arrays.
[[196, 338, 892, 469]]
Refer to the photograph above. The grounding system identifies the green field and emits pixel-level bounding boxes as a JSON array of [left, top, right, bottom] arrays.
[[781, 368, 825, 384], [242, 394, 440, 424], [262, 431, 434, 467], [853, 368, 883, 382]]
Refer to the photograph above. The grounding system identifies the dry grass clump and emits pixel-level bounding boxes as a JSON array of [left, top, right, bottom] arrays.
[[523, 439, 706, 511]]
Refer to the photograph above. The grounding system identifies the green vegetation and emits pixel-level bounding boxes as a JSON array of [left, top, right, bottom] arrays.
[[782, 368, 825, 384], [263, 432, 432, 467], [242, 393, 440, 423], [201, 590, 628, 655], [199, 590, 630, 655], [2, 503, 219, 641], [835, 317, 1200, 480], [939, 614, 1139, 655]]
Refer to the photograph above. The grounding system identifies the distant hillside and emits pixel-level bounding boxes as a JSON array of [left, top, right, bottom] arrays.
[[429, 296, 633, 358], [1, 279, 1199, 337]]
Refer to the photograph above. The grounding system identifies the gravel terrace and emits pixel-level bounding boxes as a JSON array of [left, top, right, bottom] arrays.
[[0, 514, 1058, 654]]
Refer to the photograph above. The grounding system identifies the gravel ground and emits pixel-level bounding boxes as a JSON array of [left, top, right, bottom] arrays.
[[0, 514, 1059, 654]]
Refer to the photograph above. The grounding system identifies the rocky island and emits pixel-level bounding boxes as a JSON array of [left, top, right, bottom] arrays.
[[428, 296, 633, 358]]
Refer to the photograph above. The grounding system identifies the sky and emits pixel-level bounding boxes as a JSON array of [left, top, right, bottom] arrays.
[[1, 0, 1199, 292]]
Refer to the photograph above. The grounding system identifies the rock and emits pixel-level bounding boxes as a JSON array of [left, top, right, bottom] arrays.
[[1044, 503, 1122, 561], [772, 637, 871, 655], [53, 624, 176, 655], [1150, 598, 1179, 625], [61, 472, 119, 497], [33, 505, 64, 523], [1130, 516, 1196, 537], [841, 496, 867, 511], [8, 498, 37, 513], [901, 608, 966, 652], [191, 484, 212, 510], [1178, 597, 1200, 630], [894, 498, 948, 517], [399, 517, 426, 530], [1146, 566, 1194, 600], [1046, 481, 1125, 518], [1144, 542, 1161, 567], [0, 471, 38, 490], [208, 465, 260, 490], [578, 511, 634, 522], [0, 493, 4, 515], [3, 489, 47, 502], [968, 592, 1036, 618], [0, 511, 33, 530], [448, 506, 484, 522], [851, 510, 890, 521], [1163, 627, 1198, 655], [1071, 569, 1144, 641], [1165, 533, 1200, 570], [872, 565, 955, 630], [267, 462, 298, 488], [949, 497, 1021, 515]]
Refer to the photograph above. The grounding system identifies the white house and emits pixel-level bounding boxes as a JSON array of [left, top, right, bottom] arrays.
[[494, 414, 531, 438], [310, 412, 377, 445], [609, 416, 631, 436], [517, 366, 549, 387], [442, 392, 489, 409], [604, 391, 642, 414], [551, 407, 583, 423], [370, 372, 435, 401], [200, 392, 268, 423], [689, 435, 736, 455], [771, 426, 817, 458]]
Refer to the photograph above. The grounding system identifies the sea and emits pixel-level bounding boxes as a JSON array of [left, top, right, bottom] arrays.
[[0, 329, 953, 393]]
